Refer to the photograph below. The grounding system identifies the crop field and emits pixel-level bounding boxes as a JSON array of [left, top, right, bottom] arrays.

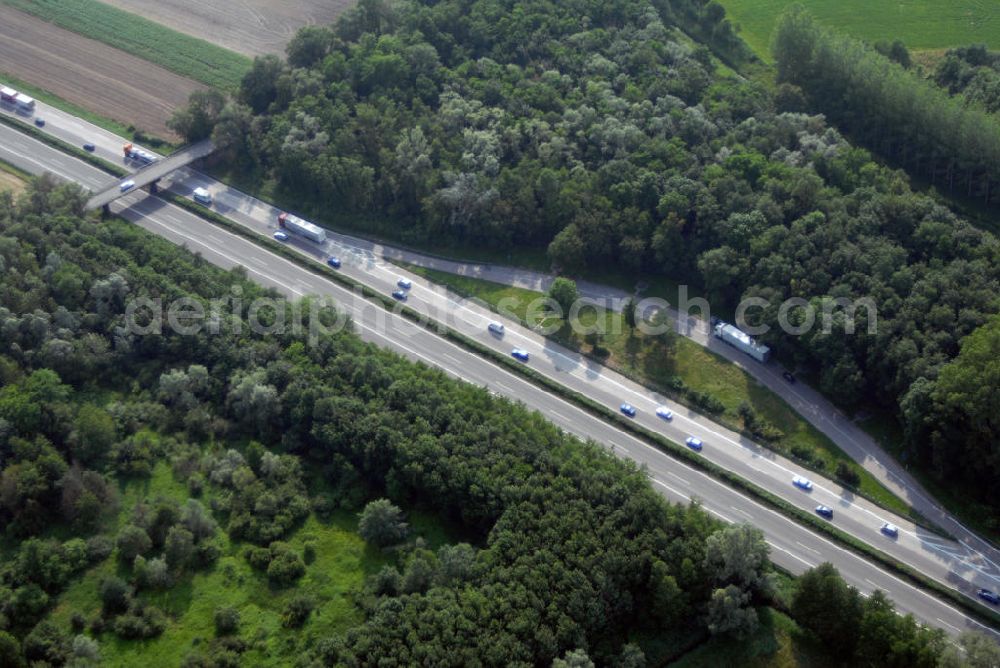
[[720, 0, 1000, 59], [98, 0, 357, 58], [1, 0, 252, 90], [0, 6, 205, 139]]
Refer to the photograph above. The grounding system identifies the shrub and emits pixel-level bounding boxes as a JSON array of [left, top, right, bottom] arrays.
[[99, 576, 130, 615], [266, 548, 305, 585], [358, 499, 409, 548], [281, 595, 314, 628], [115, 525, 152, 563], [835, 462, 861, 488], [245, 546, 272, 571], [214, 606, 241, 636]]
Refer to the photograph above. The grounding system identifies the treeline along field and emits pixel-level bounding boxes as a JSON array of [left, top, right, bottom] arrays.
[[716, 0, 1000, 60]]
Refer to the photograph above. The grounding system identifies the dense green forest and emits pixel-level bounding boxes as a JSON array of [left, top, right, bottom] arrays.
[[0, 176, 974, 665], [172, 0, 1000, 512], [933, 45, 1000, 114]]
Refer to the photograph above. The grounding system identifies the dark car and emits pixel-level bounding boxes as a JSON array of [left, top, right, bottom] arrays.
[[620, 403, 637, 418], [327, 257, 341, 269], [83, 142, 96, 152], [34, 117, 45, 127], [782, 371, 796, 383], [511, 348, 530, 362], [815, 505, 833, 519], [978, 589, 1000, 605], [685, 436, 703, 452], [391, 290, 408, 301]]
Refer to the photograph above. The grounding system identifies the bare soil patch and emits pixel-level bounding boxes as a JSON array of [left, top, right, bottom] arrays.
[[99, 0, 357, 58], [0, 169, 26, 195], [0, 6, 205, 139]]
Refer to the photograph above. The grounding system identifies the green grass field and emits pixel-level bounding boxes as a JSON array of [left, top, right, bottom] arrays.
[[2, 0, 251, 90], [46, 462, 453, 667], [720, 0, 1000, 59], [402, 264, 919, 521]]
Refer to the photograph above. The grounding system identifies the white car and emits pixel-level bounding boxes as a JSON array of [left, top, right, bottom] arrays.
[[397, 278, 412, 290], [119, 180, 135, 192], [792, 475, 813, 491], [488, 322, 505, 335], [880, 523, 899, 538], [655, 406, 673, 420]]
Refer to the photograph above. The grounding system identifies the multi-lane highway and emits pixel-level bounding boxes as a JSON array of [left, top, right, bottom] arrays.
[[2, 106, 999, 639]]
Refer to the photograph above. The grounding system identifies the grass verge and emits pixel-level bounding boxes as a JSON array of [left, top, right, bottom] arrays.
[[400, 264, 925, 527], [0, 159, 29, 193], [2, 0, 251, 91], [156, 192, 1000, 634]]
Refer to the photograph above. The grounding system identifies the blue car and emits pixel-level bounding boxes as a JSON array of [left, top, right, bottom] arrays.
[[511, 348, 530, 362], [397, 278, 412, 290], [83, 142, 95, 152], [880, 523, 899, 538], [620, 403, 636, 417], [391, 290, 408, 301], [327, 257, 342, 269], [815, 505, 833, 519], [978, 589, 1000, 605], [685, 436, 703, 452]]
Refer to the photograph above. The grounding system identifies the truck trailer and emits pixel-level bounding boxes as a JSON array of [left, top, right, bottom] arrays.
[[713, 322, 771, 363], [123, 143, 157, 166], [0, 87, 17, 104], [14, 93, 35, 112], [277, 212, 327, 244]]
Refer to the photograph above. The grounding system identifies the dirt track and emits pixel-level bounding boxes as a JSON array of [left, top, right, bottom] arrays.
[[0, 6, 205, 140], [99, 0, 357, 58]]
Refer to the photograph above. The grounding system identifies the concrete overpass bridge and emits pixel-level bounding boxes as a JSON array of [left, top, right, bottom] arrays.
[[85, 139, 214, 211]]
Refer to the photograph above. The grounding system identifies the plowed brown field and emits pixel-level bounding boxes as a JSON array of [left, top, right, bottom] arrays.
[[99, 0, 356, 58], [0, 6, 205, 139]]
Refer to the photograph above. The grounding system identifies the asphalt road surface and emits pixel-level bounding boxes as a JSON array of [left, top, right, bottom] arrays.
[[2, 111, 999, 640]]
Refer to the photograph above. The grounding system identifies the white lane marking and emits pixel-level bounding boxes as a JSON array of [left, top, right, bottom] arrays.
[[667, 471, 688, 484], [652, 478, 690, 501], [796, 541, 821, 556], [730, 505, 753, 520], [771, 544, 815, 568], [936, 617, 960, 633], [550, 409, 568, 422]]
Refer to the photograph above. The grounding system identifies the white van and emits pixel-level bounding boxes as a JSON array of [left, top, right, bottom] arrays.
[[192, 187, 212, 205]]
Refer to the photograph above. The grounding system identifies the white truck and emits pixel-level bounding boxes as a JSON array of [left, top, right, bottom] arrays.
[[277, 212, 326, 244], [14, 93, 35, 112], [713, 321, 771, 363]]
